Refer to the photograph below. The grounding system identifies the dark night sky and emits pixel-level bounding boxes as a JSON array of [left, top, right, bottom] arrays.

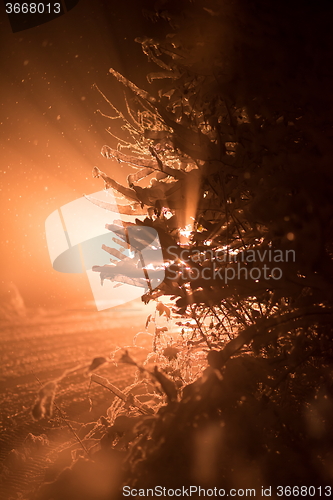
[[0, 0, 167, 309]]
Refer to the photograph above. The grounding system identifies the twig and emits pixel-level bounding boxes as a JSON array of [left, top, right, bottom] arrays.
[[33, 373, 90, 457], [90, 374, 154, 415], [190, 303, 212, 349]]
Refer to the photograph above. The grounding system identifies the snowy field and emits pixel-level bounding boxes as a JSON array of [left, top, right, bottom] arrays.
[[0, 303, 155, 499]]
